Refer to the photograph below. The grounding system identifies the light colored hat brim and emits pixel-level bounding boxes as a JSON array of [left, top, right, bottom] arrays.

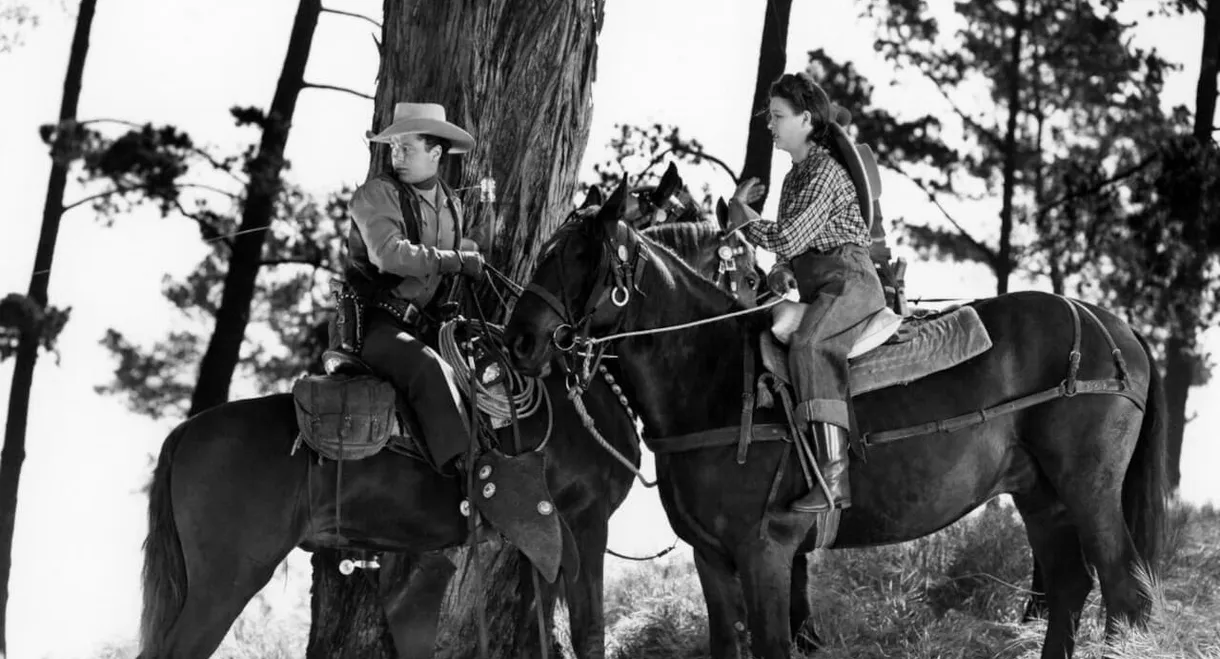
[[366, 118, 476, 154]]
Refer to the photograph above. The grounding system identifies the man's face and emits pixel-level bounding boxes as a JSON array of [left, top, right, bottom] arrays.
[[390, 133, 441, 184]]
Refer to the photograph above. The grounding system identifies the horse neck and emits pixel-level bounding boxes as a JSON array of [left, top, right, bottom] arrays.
[[613, 246, 750, 439]]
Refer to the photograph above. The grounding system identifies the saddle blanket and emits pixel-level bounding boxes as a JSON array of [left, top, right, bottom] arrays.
[[761, 305, 993, 397]]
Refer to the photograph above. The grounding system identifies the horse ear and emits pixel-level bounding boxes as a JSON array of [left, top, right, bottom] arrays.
[[599, 181, 628, 227], [580, 186, 604, 210], [715, 197, 730, 229], [654, 162, 680, 199]]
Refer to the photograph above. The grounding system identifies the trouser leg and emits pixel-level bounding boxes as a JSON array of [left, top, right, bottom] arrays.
[[786, 245, 883, 512], [360, 312, 469, 470]]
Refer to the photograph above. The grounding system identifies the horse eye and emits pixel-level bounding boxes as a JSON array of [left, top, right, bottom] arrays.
[[746, 276, 758, 289]]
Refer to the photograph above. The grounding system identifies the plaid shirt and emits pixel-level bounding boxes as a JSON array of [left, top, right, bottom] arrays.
[[743, 142, 870, 260]]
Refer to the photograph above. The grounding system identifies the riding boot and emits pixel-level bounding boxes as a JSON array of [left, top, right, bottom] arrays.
[[791, 423, 852, 513]]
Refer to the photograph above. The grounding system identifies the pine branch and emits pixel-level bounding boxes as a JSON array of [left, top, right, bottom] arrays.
[[76, 118, 248, 185], [1037, 155, 1159, 219], [320, 7, 381, 29], [302, 82, 374, 101], [644, 144, 739, 183], [928, 82, 1006, 150], [883, 161, 997, 264], [63, 182, 239, 215], [170, 199, 233, 250], [260, 256, 325, 268]]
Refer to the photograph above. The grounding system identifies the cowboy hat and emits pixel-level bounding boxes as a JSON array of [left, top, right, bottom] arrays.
[[365, 102, 476, 154]]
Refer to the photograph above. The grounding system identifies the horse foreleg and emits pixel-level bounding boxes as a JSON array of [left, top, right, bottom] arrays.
[[737, 539, 797, 659], [563, 518, 609, 659], [693, 548, 747, 659]]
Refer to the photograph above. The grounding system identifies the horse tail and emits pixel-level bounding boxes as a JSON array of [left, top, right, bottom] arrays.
[[139, 422, 189, 655], [1122, 332, 1169, 574]]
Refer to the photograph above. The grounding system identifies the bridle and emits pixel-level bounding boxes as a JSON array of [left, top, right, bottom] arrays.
[[522, 218, 779, 393], [524, 220, 649, 390]]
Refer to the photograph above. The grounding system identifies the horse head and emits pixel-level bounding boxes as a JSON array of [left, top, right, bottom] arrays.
[[508, 182, 641, 375], [594, 162, 765, 305], [507, 176, 753, 378]]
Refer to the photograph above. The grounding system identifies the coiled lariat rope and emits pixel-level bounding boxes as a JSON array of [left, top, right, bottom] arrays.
[[437, 319, 543, 422]]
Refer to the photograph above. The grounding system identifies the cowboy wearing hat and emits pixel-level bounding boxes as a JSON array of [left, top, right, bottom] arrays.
[[341, 102, 487, 476]]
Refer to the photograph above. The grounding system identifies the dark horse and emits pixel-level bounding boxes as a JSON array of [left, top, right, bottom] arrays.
[[135, 187, 760, 659], [505, 188, 1168, 659]]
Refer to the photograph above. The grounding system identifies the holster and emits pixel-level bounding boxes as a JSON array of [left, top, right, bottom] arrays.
[[331, 278, 365, 353]]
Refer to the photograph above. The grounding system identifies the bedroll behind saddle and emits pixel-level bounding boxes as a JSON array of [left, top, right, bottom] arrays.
[[293, 373, 399, 461]]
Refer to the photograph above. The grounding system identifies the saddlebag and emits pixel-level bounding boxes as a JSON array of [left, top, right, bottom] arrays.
[[292, 374, 398, 460]]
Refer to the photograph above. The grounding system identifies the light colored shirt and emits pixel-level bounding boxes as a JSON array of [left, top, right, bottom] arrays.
[[349, 176, 463, 307]]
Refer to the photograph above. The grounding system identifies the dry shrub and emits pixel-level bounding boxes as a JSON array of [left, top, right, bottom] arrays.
[[603, 554, 710, 659]]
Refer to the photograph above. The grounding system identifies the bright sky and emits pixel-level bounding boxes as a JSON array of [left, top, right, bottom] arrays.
[[0, 1, 1214, 657]]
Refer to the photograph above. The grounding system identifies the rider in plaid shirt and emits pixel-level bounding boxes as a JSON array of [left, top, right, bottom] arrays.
[[744, 141, 872, 256], [729, 73, 885, 515]]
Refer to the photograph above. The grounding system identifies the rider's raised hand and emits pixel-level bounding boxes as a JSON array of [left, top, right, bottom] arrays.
[[732, 177, 766, 206]]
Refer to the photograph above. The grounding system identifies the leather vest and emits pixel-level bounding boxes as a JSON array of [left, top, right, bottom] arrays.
[[343, 172, 464, 305]]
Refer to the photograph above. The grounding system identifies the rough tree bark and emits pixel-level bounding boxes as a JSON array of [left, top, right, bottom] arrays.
[[995, 0, 1026, 295], [740, 0, 793, 210], [1164, 0, 1219, 489], [0, 0, 96, 653], [306, 551, 412, 657], [186, 0, 321, 415], [308, 1, 606, 658]]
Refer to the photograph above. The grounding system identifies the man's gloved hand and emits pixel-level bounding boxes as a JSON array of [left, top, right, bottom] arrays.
[[766, 264, 798, 299], [457, 251, 485, 279]]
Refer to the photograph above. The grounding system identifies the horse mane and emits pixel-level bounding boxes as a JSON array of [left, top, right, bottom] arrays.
[[641, 221, 722, 269], [636, 222, 743, 311]]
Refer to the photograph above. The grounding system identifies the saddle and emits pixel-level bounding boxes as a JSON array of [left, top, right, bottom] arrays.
[[760, 303, 993, 399], [292, 324, 576, 585]]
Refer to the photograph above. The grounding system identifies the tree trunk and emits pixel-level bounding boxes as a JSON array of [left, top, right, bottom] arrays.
[[306, 551, 404, 658], [740, 0, 793, 210], [311, 1, 606, 656], [995, 0, 1026, 295], [0, 0, 96, 652], [366, 0, 604, 285], [1192, 0, 1218, 147], [186, 0, 321, 415], [1164, 0, 1219, 490], [1163, 336, 1194, 489]]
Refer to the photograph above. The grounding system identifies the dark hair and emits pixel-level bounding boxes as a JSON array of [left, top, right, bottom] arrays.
[[768, 72, 833, 144], [420, 134, 452, 157]]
